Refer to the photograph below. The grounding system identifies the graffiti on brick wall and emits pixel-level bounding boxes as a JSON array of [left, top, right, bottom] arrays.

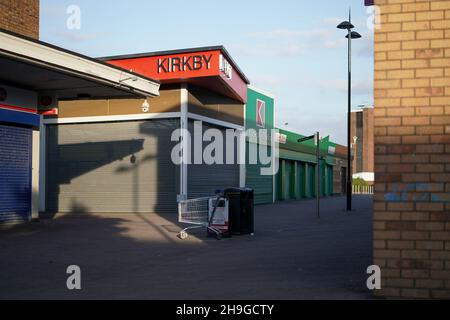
[[384, 183, 450, 203]]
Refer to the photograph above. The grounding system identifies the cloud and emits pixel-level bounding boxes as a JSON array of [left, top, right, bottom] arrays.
[[236, 26, 348, 58]]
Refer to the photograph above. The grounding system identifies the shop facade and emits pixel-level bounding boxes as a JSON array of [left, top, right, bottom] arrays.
[[245, 86, 275, 205], [42, 47, 249, 215], [274, 129, 337, 202], [0, 29, 159, 223], [0, 86, 40, 223]]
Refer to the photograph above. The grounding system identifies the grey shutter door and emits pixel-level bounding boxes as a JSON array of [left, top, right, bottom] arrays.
[[188, 121, 240, 199], [46, 119, 180, 214], [0, 124, 32, 223]]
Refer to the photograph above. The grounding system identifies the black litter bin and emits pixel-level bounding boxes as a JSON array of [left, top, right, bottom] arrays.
[[225, 188, 254, 235]]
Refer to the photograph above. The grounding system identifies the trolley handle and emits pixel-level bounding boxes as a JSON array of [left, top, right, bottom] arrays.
[[208, 194, 222, 225]]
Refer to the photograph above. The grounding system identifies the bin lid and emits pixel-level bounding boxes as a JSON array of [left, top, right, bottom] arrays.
[[225, 187, 254, 194]]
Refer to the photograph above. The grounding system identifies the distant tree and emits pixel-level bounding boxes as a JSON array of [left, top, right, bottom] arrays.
[[353, 177, 368, 187]]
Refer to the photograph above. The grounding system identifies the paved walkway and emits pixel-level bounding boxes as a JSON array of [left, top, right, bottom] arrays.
[[0, 196, 373, 300]]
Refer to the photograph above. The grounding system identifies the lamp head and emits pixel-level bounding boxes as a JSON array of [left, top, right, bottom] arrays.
[[346, 31, 362, 39], [337, 21, 354, 30]]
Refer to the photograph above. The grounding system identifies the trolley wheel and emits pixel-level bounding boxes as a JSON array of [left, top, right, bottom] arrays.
[[178, 231, 189, 240], [216, 233, 222, 240]]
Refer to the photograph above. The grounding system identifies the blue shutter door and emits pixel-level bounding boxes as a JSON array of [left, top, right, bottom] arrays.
[[0, 124, 32, 223]]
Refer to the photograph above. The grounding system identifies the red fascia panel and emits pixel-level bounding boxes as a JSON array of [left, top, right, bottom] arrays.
[[38, 108, 58, 116], [108, 50, 221, 81], [0, 103, 37, 114], [107, 49, 248, 103]]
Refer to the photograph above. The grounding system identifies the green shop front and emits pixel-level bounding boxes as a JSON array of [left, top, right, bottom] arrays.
[[275, 129, 335, 202], [245, 86, 275, 205]]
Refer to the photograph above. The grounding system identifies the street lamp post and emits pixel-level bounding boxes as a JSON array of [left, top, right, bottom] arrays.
[[337, 13, 362, 212]]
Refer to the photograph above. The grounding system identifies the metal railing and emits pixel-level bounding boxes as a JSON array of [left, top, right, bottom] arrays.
[[352, 185, 374, 195]]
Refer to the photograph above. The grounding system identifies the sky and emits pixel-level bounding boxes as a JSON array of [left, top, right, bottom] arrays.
[[40, 0, 374, 146]]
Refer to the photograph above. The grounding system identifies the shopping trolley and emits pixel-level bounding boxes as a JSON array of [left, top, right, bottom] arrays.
[[178, 193, 229, 240]]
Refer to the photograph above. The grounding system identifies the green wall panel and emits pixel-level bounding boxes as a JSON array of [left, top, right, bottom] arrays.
[[246, 142, 273, 205], [246, 88, 275, 132], [246, 88, 275, 205]]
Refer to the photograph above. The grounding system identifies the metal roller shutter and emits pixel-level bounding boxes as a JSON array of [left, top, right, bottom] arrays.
[[0, 124, 32, 223], [188, 121, 240, 199], [298, 162, 306, 199], [284, 160, 294, 200], [46, 119, 180, 214]]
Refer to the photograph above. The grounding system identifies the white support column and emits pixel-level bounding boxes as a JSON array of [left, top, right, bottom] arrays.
[[31, 128, 40, 220], [239, 129, 246, 188], [38, 117, 46, 213], [179, 84, 189, 200], [239, 103, 246, 188]]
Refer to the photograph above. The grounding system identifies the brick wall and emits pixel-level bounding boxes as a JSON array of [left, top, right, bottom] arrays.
[[351, 108, 375, 175], [0, 0, 39, 39], [374, 0, 450, 299], [365, 108, 375, 173]]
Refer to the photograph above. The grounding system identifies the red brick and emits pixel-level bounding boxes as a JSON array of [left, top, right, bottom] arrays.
[[402, 231, 430, 240], [416, 279, 444, 289], [386, 278, 414, 288], [0, 0, 39, 39], [374, 249, 401, 259], [416, 203, 445, 212], [431, 270, 450, 280], [387, 145, 416, 154], [374, 212, 401, 221], [431, 232, 450, 240], [402, 135, 430, 144], [387, 240, 415, 249], [402, 173, 430, 182], [388, 203, 414, 211], [401, 154, 430, 163], [374, 230, 401, 240], [401, 289, 431, 299], [402, 269, 430, 279], [402, 212, 430, 221], [431, 290, 450, 299], [416, 144, 444, 154], [430, 214, 450, 222], [416, 240, 445, 250], [416, 260, 445, 270], [402, 250, 430, 259], [386, 221, 417, 231]]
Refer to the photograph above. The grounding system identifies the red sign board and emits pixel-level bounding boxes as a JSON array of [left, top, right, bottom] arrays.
[[106, 48, 248, 103], [108, 50, 221, 81]]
